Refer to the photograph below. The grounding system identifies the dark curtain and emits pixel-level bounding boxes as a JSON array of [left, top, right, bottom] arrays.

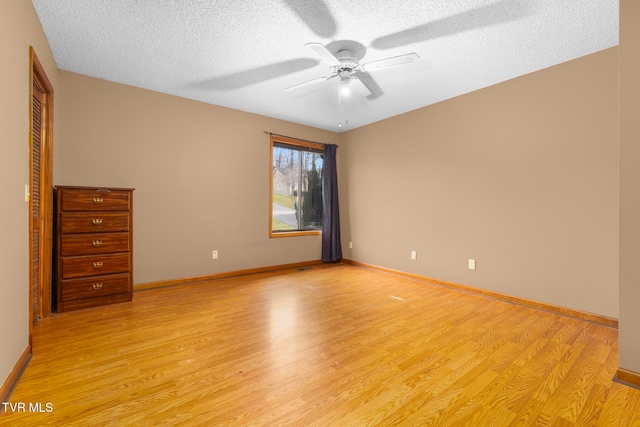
[[322, 144, 342, 262]]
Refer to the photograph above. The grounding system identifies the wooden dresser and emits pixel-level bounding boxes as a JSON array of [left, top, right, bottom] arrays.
[[54, 186, 134, 312]]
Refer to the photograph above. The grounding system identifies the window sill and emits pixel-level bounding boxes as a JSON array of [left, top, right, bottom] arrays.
[[270, 230, 322, 238]]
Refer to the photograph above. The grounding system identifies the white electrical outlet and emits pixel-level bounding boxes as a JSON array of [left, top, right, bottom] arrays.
[[212, 250, 218, 260], [411, 251, 417, 260], [349, 241, 353, 249], [468, 259, 476, 270]]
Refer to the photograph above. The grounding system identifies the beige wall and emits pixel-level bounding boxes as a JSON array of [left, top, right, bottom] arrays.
[[619, 0, 640, 374], [341, 47, 619, 318], [56, 72, 340, 284], [0, 0, 58, 390]]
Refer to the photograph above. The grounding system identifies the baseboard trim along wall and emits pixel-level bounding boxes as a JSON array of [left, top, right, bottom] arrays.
[[342, 259, 619, 329], [614, 368, 640, 390], [0, 345, 32, 410], [134, 260, 325, 291]]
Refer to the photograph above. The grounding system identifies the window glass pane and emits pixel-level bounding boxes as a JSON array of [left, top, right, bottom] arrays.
[[300, 151, 323, 230], [272, 147, 298, 232]]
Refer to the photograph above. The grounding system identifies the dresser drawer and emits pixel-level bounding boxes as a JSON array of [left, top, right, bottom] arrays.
[[61, 273, 130, 302], [61, 253, 130, 279], [61, 232, 129, 256], [60, 212, 130, 234], [60, 188, 131, 211]]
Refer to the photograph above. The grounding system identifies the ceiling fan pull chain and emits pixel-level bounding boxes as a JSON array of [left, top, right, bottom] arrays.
[[338, 86, 342, 128]]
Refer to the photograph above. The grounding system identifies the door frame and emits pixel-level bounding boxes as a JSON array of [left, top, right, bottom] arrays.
[[29, 47, 54, 334]]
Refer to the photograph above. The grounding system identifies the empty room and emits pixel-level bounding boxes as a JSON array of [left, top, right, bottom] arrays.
[[2, 0, 640, 425]]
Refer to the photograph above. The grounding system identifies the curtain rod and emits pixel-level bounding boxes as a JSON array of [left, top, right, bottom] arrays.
[[263, 131, 338, 147]]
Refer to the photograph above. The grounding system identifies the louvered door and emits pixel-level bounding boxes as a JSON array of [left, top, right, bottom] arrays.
[[31, 78, 45, 322]]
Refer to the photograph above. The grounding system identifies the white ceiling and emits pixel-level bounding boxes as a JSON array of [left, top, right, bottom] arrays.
[[31, 0, 618, 132]]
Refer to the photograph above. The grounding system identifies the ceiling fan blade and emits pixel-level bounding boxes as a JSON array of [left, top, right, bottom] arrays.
[[349, 77, 372, 97], [362, 53, 419, 72], [305, 42, 341, 66], [285, 74, 336, 92], [352, 72, 383, 99]]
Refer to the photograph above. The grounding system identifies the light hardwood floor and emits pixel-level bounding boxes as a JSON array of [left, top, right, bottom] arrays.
[[2, 264, 639, 426]]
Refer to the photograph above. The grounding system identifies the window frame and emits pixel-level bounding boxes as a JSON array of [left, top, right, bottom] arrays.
[[269, 134, 324, 238]]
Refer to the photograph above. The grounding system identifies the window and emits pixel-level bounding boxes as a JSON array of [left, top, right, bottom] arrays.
[[270, 134, 323, 237]]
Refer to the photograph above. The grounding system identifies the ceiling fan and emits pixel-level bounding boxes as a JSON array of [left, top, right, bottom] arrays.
[[284, 43, 419, 97]]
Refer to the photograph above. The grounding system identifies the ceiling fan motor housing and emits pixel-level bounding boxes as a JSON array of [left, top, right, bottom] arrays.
[[335, 49, 360, 76]]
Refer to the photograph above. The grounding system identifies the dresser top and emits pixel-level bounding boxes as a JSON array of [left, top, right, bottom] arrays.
[[55, 185, 135, 191]]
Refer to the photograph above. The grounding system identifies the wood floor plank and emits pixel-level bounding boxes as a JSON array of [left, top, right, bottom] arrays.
[[2, 263, 640, 425]]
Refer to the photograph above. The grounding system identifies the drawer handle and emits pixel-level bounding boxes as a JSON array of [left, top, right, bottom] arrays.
[[93, 261, 104, 268], [92, 283, 103, 290], [92, 240, 103, 247], [93, 197, 104, 203], [92, 219, 103, 225]]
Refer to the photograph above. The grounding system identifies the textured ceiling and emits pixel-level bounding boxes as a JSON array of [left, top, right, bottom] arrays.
[[32, 0, 618, 132]]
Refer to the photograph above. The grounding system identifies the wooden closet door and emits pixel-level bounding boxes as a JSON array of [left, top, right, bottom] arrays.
[[30, 47, 54, 324], [31, 77, 45, 322]]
